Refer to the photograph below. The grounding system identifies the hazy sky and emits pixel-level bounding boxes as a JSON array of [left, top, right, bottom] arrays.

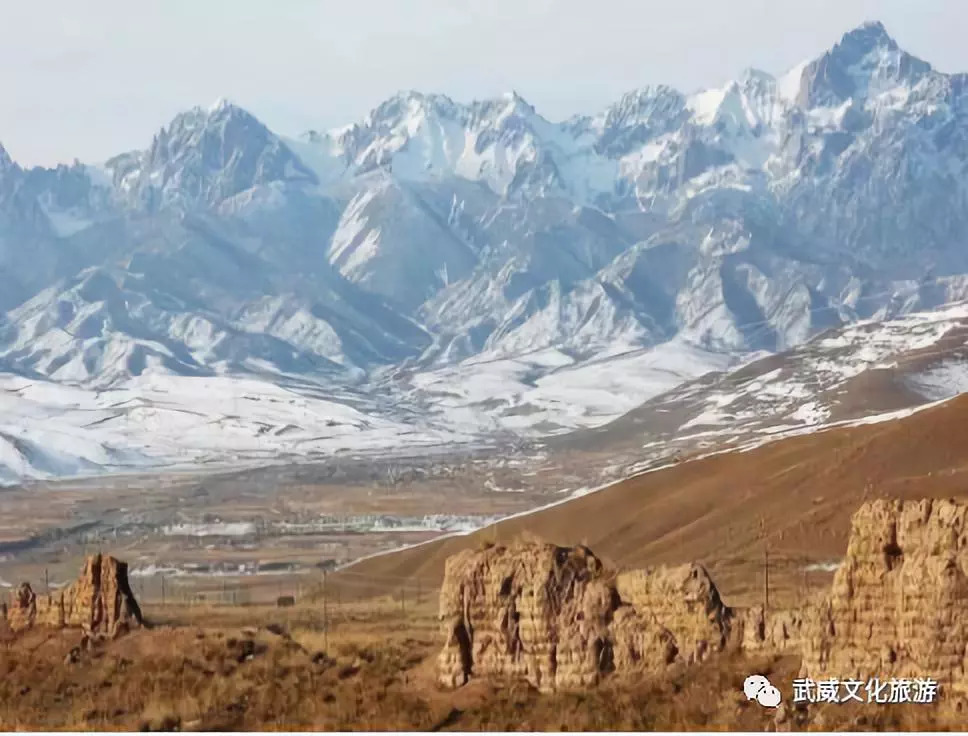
[[4, 0, 968, 167]]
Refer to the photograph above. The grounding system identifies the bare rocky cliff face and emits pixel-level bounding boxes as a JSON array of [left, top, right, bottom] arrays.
[[438, 498, 968, 697], [4, 553, 143, 636]]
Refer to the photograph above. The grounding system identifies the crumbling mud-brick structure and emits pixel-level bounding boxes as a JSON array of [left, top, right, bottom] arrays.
[[5, 554, 144, 637], [612, 564, 732, 667], [436, 540, 732, 692], [802, 498, 968, 696], [437, 497, 968, 695], [736, 604, 812, 656]]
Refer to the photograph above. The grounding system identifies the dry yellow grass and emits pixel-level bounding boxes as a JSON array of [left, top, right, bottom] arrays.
[[0, 597, 958, 732], [0, 605, 439, 731]]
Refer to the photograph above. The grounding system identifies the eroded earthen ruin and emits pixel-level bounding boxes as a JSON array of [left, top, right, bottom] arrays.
[[4, 553, 144, 636], [802, 498, 968, 695], [437, 540, 732, 692], [437, 498, 968, 695]]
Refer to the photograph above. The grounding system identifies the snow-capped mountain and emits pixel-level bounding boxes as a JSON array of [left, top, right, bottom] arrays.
[[108, 98, 319, 213], [286, 20, 968, 360], [4, 20, 968, 482]]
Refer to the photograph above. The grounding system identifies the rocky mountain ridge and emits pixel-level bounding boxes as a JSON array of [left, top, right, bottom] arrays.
[[4, 21, 968, 381], [3, 21, 968, 481]]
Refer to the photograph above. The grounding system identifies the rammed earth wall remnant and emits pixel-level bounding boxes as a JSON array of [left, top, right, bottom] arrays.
[[802, 498, 968, 695], [438, 498, 968, 694], [738, 605, 811, 655], [436, 541, 614, 691], [613, 564, 731, 666], [436, 540, 732, 692], [5, 554, 144, 636]]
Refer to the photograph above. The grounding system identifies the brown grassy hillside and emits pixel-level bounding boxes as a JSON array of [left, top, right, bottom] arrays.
[[332, 393, 968, 606]]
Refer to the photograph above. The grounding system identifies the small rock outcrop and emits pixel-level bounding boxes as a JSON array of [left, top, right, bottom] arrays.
[[5, 554, 144, 636], [802, 498, 968, 695], [436, 540, 731, 692]]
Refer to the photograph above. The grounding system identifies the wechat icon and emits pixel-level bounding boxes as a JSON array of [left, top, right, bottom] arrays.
[[744, 674, 782, 708]]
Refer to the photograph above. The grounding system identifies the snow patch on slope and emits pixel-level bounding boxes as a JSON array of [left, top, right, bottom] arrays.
[[406, 338, 738, 433]]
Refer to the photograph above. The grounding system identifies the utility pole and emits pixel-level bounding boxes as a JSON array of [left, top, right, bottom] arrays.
[[322, 569, 329, 654], [764, 544, 770, 613], [161, 575, 166, 606], [44, 568, 49, 596], [759, 516, 770, 614]]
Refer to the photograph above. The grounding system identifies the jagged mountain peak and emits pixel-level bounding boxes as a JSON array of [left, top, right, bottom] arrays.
[[738, 67, 776, 85], [824, 20, 910, 72], [466, 90, 543, 131], [488, 90, 537, 114], [162, 97, 270, 140], [358, 89, 540, 130], [105, 98, 317, 211], [0, 142, 15, 173], [795, 19, 932, 108], [593, 85, 689, 156], [207, 96, 235, 113], [837, 20, 898, 53], [362, 90, 461, 126], [605, 84, 686, 117], [294, 87, 567, 197], [622, 84, 684, 100], [499, 89, 530, 104], [301, 89, 540, 154]]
